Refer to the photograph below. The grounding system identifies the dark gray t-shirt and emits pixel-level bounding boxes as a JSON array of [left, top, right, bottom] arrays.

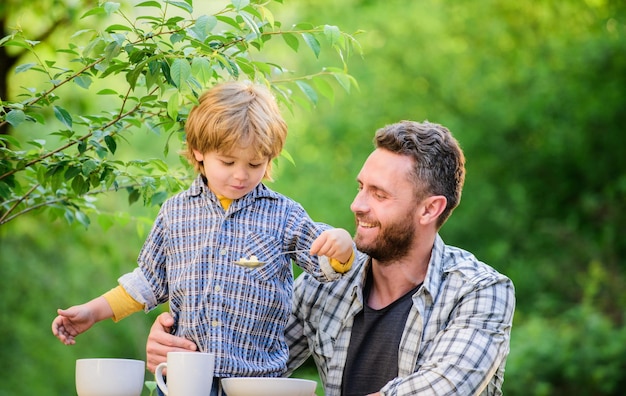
[[341, 272, 421, 396]]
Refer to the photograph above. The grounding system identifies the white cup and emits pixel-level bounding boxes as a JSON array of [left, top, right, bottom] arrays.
[[75, 358, 145, 396], [155, 352, 215, 396]]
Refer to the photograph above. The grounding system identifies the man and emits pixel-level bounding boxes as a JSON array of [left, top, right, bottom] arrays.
[[146, 120, 515, 396]]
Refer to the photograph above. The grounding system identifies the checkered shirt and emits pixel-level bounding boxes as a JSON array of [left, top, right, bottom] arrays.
[[120, 175, 339, 377], [286, 235, 515, 396]]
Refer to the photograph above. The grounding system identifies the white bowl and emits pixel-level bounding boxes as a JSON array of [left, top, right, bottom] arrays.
[[76, 358, 145, 396], [221, 377, 317, 396]]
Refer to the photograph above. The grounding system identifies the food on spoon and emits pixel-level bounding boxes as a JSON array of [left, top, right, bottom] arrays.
[[235, 255, 262, 266]]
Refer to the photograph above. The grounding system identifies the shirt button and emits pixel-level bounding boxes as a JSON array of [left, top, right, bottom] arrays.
[[211, 320, 219, 327], [214, 285, 221, 292], [219, 249, 227, 256]]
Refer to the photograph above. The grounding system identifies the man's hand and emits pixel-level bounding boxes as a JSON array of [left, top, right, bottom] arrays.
[[146, 312, 197, 373]]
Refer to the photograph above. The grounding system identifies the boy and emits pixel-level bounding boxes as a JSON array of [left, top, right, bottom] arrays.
[[52, 81, 355, 385]]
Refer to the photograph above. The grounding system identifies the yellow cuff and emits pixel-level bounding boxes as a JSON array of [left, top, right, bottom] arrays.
[[102, 285, 144, 322], [329, 251, 355, 274]]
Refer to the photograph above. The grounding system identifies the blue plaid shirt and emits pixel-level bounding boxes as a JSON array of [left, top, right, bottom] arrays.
[[120, 175, 340, 377], [286, 235, 515, 396]]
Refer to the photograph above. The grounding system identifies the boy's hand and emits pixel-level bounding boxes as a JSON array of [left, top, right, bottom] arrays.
[[51, 296, 113, 345], [51, 305, 97, 345], [310, 228, 354, 264]]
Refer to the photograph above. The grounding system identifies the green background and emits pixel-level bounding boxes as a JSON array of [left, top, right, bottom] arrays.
[[1, 0, 625, 395]]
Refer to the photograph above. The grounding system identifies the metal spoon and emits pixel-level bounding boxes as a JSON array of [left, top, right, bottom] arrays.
[[233, 249, 310, 268]]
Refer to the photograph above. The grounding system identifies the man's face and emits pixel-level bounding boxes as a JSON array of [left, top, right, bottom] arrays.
[[350, 149, 419, 263]]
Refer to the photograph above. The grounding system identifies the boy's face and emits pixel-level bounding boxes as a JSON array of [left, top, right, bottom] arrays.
[[193, 145, 269, 200]]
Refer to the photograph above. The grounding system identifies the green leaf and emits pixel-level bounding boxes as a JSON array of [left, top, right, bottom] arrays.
[[103, 2, 121, 15], [216, 15, 242, 31], [82, 159, 98, 176], [314, 78, 335, 103], [188, 15, 217, 42], [104, 135, 117, 154], [235, 57, 255, 79], [301, 33, 320, 58], [81, 6, 105, 19], [0, 181, 11, 200], [160, 60, 173, 86], [96, 89, 118, 95], [214, 54, 239, 78], [78, 140, 87, 154], [105, 24, 132, 32], [328, 68, 358, 93], [63, 210, 75, 225], [151, 191, 169, 206], [136, 1, 162, 8], [167, 92, 180, 121], [0, 134, 21, 148], [53, 106, 73, 129], [64, 165, 81, 181], [280, 148, 295, 166], [83, 37, 106, 58], [75, 210, 91, 228], [73, 75, 92, 89], [126, 59, 148, 89], [5, 110, 26, 127], [323, 25, 341, 47], [165, 0, 193, 14], [170, 59, 191, 88], [2, 40, 31, 50], [191, 57, 213, 85], [296, 80, 318, 105], [14, 63, 36, 74], [282, 33, 299, 52], [29, 113, 46, 124], [89, 172, 101, 188], [150, 159, 169, 172], [71, 29, 95, 39], [104, 40, 122, 62], [258, 5, 275, 27], [240, 12, 260, 38], [27, 139, 46, 148], [252, 61, 272, 75], [232, 0, 250, 10], [144, 381, 157, 393], [71, 175, 89, 195], [128, 187, 141, 205]]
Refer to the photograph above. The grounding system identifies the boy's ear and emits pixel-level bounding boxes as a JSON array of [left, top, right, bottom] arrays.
[[418, 195, 447, 225], [192, 149, 204, 162]]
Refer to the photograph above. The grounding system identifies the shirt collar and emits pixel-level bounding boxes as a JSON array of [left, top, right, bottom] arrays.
[[422, 234, 446, 301], [184, 174, 279, 205], [351, 235, 446, 301]]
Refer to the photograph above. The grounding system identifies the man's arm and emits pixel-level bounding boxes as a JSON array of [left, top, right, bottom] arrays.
[[284, 275, 314, 377], [145, 312, 198, 373]]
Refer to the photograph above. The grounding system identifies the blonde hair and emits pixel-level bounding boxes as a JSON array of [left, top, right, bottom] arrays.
[[183, 81, 287, 180]]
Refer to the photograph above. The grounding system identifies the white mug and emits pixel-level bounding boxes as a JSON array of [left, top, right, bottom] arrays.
[[155, 352, 215, 396], [75, 358, 145, 396]]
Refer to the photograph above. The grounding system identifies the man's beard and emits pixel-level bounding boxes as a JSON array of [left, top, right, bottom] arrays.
[[354, 213, 415, 264]]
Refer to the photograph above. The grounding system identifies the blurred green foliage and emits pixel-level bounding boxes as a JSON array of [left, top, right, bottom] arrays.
[[1, 0, 626, 395]]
